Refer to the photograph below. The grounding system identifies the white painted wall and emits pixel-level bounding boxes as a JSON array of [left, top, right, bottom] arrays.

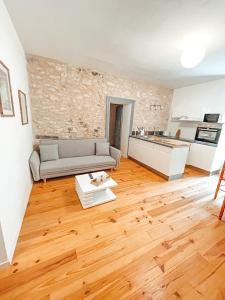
[[167, 121, 198, 140], [0, 0, 33, 263], [0, 223, 7, 266], [120, 104, 132, 157], [167, 78, 225, 139]]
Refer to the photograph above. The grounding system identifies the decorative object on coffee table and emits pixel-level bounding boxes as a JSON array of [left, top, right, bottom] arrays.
[[90, 172, 110, 186], [18, 90, 28, 125], [75, 171, 117, 209], [0, 60, 14, 117]]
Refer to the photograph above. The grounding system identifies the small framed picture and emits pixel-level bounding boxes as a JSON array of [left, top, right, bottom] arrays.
[[0, 60, 14, 117], [18, 90, 28, 125]]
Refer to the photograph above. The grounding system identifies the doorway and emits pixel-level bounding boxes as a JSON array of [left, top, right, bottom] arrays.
[[109, 104, 123, 149], [106, 97, 135, 157]]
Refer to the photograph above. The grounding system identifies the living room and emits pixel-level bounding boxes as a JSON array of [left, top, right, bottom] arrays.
[[1, 0, 225, 299]]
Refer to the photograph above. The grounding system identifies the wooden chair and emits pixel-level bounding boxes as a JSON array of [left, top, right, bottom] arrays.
[[214, 161, 225, 220], [214, 161, 225, 200], [219, 197, 225, 220]]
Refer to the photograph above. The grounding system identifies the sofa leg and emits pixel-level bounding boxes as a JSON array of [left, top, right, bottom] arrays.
[[43, 179, 47, 183]]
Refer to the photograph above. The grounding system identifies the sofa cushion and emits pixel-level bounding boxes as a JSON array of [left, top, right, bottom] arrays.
[[40, 139, 106, 158], [96, 142, 110, 156], [39, 144, 59, 162], [59, 140, 96, 158], [40, 155, 116, 177]]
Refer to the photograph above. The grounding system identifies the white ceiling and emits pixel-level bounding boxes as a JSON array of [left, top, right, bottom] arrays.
[[4, 0, 225, 88]]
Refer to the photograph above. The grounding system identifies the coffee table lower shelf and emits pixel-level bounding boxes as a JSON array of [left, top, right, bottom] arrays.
[[75, 171, 117, 209], [76, 185, 116, 209]]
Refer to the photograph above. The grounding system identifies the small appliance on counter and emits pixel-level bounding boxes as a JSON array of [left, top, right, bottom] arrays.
[[132, 127, 145, 136], [203, 114, 220, 123]]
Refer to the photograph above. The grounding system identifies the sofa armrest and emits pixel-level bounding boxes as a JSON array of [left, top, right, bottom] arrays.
[[110, 146, 121, 168], [29, 150, 41, 181]]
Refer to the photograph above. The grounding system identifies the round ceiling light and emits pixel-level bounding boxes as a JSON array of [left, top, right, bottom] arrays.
[[181, 44, 205, 68]]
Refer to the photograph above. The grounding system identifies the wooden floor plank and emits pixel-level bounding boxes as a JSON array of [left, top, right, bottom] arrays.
[[0, 158, 224, 300]]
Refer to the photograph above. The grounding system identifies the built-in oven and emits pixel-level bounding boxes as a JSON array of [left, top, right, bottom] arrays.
[[195, 126, 221, 144]]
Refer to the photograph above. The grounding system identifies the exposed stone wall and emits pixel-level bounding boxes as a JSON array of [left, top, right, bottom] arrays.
[[27, 55, 173, 139]]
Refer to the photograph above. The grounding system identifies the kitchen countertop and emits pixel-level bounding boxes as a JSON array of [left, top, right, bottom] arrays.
[[154, 135, 218, 147], [130, 135, 191, 148]]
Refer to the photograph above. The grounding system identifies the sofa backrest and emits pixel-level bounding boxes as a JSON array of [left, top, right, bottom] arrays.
[[40, 138, 107, 158]]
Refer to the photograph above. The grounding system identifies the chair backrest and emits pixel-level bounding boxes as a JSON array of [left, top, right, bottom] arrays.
[[40, 138, 107, 158]]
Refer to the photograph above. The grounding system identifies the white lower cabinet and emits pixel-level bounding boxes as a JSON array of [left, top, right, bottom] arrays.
[[187, 143, 219, 173], [128, 138, 170, 174], [128, 137, 189, 179], [129, 137, 222, 176]]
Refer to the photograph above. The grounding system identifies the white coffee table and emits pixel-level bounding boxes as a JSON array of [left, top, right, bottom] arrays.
[[75, 171, 118, 209]]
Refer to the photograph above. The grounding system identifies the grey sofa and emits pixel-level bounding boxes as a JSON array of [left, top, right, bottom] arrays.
[[29, 139, 121, 181]]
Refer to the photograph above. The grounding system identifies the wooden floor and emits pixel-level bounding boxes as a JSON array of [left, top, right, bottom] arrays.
[[0, 158, 225, 300]]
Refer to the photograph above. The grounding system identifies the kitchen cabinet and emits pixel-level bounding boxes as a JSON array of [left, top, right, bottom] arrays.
[[187, 138, 225, 174], [171, 79, 225, 121], [187, 143, 217, 172], [172, 90, 203, 121], [128, 137, 189, 180]]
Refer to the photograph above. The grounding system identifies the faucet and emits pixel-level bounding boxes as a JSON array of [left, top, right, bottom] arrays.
[[139, 127, 145, 136]]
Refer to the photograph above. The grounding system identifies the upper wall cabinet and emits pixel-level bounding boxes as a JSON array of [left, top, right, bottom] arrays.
[[171, 79, 225, 122]]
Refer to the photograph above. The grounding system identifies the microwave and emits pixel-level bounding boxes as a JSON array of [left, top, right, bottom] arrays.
[[203, 114, 220, 123]]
